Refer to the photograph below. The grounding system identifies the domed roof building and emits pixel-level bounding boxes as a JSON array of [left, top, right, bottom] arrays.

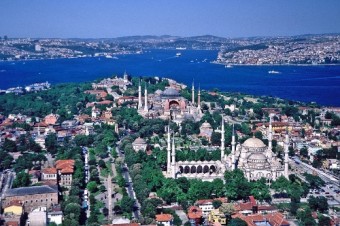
[[161, 88, 180, 98], [132, 137, 147, 152], [228, 118, 290, 182], [199, 121, 213, 141], [164, 117, 289, 182]]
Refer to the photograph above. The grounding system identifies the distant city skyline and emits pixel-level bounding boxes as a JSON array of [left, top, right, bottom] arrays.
[[1, 0, 340, 38]]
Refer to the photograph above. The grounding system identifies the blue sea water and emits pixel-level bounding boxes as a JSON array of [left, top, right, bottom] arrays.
[[0, 49, 339, 106]]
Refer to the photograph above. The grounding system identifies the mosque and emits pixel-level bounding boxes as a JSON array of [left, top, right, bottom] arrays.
[[164, 117, 289, 182], [136, 80, 203, 123], [135, 79, 289, 182]]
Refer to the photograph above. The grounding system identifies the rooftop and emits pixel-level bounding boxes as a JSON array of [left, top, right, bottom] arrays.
[[5, 185, 58, 197], [156, 214, 173, 222]]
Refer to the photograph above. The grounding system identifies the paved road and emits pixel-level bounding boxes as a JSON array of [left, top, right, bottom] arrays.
[[116, 143, 141, 220], [290, 157, 340, 203]]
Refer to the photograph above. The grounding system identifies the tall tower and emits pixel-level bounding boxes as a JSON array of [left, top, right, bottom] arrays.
[[231, 124, 236, 170], [221, 117, 225, 162], [138, 79, 142, 110], [191, 80, 195, 105], [167, 125, 171, 175], [268, 116, 273, 152], [284, 132, 289, 178], [144, 85, 148, 112], [197, 84, 201, 111], [123, 70, 128, 82], [171, 135, 176, 178]]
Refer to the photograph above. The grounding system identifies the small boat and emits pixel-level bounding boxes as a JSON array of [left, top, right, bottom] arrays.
[[268, 70, 281, 74], [176, 47, 187, 50], [176, 52, 182, 57], [225, 64, 233, 68]]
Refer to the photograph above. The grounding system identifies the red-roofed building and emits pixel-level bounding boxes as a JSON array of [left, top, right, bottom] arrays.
[[232, 212, 290, 226], [102, 224, 140, 226], [155, 214, 173, 226], [41, 167, 57, 181], [84, 90, 108, 99], [55, 160, 75, 188], [195, 198, 228, 218], [187, 206, 203, 226], [5, 221, 19, 226], [233, 196, 277, 216], [44, 114, 60, 125], [117, 96, 138, 105]]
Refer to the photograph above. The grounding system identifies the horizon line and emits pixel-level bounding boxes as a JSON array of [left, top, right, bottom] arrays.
[[3, 32, 340, 40]]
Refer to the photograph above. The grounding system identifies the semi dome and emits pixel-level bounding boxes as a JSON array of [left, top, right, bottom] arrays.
[[248, 153, 267, 162], [200, 121, 212, 129], [133, 137, 146, 145], [162, 88, 180, 97], [243, 137, 266, 148]]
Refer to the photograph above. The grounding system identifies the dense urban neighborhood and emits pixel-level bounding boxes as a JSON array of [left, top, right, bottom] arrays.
[[0, 73, 339, 226], [1, 34, 340, 65]]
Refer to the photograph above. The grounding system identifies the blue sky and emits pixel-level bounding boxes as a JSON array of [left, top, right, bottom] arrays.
[[1, 0, 340, 38]]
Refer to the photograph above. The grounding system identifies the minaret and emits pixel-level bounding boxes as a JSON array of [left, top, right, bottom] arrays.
[[221, 117, 225, 162], [38, 124, 41, 136], [144, 85, 148, 112], [171, 134, 176, 178], [231, 124, 236, 170], [167, 126, 171, 175], [138, 79, 142, 110], [284, 131, 289, 178], [197, 84, 201, 111], [191, 80, 195, 105], [268, 116, 273, 152]]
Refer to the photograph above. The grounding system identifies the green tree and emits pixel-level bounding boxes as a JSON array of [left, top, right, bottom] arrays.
[[299, 147, 308, 158], [212, 200, 222, 209], [271, 176, 290, 194], [224, 169, 251, 201], [303, 173, 325, 189], [64, 203, 81, 220], [250, 178, 271, 202], [121, 195, 135, 213], [219, 203, 235, 219], [2, 138, 17, 152], [86, 181, 98, 193], [45, 133, 58, 154], [0, 149, 14, 170], [12, 171, 30, 188], [318, 215, 331, 226], [228, 218, 247, 226], [211, 132, 221, 146]]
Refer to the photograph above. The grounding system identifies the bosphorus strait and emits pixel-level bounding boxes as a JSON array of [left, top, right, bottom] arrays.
[[1, 49, 340, 106]]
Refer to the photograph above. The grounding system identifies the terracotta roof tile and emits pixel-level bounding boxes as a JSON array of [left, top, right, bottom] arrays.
[[5, 222, 19, 226], [187, 206, 203, 219], [155, 214, 173, 222], [42, 167, 57, 174]]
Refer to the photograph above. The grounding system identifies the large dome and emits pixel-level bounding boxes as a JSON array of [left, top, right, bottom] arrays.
[[133, 137, 146, 145], [200, 121, 212, 129], [162, 88, 180, 97], [243, 137, 266, 148]]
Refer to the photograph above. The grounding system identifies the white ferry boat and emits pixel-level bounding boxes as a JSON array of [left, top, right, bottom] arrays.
[[268, 70, 281, 74]]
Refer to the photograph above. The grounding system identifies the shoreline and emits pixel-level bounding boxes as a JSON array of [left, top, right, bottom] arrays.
[[0, 51, 140, 63], [211, 61, 340, 67]]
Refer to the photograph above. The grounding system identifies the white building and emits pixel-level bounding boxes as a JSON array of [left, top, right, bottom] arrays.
[[47, 211, 63, 225], [132, 137, 147, 152], [155, 214, 173, 226], [27, 207, 47, 226]]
